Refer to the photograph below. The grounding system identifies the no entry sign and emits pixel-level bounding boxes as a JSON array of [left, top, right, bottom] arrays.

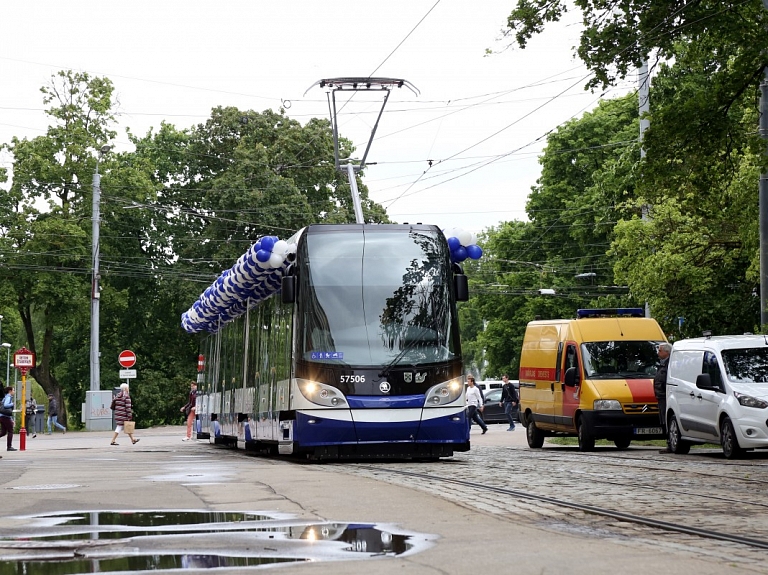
[[118, 350, 136, 368]]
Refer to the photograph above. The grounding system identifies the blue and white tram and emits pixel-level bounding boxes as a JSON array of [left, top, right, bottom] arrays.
[[187, 223, 471, 459]]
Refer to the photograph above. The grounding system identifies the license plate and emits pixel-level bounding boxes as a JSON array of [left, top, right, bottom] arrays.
[[634, 427, 663, 435]]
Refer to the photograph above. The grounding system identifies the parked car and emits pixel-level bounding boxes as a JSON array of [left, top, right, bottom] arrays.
[[481, 389, 519, 424], [666, 334, 768, 459]]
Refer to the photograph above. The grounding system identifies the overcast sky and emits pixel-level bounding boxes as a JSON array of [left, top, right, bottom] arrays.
[[1, 1, 635, 235]]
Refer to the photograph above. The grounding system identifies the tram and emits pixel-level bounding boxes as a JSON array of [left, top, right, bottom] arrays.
[[183, 223, 472, 459]]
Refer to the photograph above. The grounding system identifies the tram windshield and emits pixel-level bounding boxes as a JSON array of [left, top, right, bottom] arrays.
[[298, 227, 459, 367]]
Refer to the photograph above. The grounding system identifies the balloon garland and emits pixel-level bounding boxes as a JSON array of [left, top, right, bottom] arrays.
[[181, 235, 296, 334], [181, 226, 484, 334]]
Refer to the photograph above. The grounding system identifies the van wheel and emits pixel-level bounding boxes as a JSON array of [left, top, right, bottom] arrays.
[[613, 437, 631, 450], [577, 419, 595, 452], [526, 420, 545, 449], [668, 414, 690, 454], [720, 416, 744, 460]]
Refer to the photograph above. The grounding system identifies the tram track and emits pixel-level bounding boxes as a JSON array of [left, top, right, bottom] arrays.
[[354, 465, 768, 552]]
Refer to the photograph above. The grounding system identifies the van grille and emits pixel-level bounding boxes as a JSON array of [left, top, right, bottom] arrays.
[[623, 403, 658, 415]]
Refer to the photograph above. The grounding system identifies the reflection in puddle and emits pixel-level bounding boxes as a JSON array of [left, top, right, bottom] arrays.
[[0, 510, 434, 573], [9, 555, 299, 573]]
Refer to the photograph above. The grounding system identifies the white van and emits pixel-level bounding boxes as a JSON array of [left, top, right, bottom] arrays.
[[476, 380, 505, 394], [666, 335, 768, 459]]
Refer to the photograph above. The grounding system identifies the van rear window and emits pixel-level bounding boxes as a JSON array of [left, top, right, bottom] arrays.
[[581, 341, 664, 379], [722, 348, 768, 383]]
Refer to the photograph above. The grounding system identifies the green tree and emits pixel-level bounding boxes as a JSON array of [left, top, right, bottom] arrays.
[[3, 71, 118, 423]]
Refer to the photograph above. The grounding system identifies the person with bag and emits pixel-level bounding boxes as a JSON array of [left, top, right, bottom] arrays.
[[25, 397, 38, 438], [499, 374, 519, 431], [110, 383, 139, 446], [0, 386, 16, 451], [180, 381, 197, 441]]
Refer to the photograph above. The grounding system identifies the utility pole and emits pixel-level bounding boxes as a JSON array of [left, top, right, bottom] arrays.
[[639, 60, 652, 319], [760, 1, 768, 331], [90, 145, 111, 396]]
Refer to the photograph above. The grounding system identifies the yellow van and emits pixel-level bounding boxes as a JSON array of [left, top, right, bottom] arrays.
[[518, 308, 667, 451]]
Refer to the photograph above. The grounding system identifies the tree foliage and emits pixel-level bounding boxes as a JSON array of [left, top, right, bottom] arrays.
[[0, 70, 390, 428]]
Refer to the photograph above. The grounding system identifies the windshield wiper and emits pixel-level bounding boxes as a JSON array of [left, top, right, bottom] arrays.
[[378, 325, 434, 379]]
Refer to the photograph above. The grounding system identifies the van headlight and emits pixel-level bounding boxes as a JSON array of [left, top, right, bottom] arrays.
[[734, 392, 768, 409], [425, 378, 464, 406], [593, 399, 621, 411], [298, 381, 347, 407]]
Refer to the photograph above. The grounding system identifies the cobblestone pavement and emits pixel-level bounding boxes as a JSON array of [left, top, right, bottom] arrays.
[[2, 424, 766, 574], [336, 425, 768, 573]]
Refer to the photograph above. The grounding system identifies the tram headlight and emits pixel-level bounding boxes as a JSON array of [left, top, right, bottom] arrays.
[[425, 378, 463, 406], [298, 380, 347, 407]]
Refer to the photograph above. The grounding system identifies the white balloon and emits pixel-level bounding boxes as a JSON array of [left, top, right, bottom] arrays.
[[272, 240, 288, 256], [469, 232, 478, 245], [269, 253, 284, 268], [444, 227, 457, 239], [457, 229, 472, 247], [285, 242, 297, 255]]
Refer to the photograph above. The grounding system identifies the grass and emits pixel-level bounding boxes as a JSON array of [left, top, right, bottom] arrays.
[[546, 437, 721, 449]]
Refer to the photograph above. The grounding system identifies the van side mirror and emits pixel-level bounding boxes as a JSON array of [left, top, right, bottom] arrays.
[[695, 373, 721, 392], [281, 275, 295, 304], [564, 366, 580, 387], [454, 273, 468, 302]]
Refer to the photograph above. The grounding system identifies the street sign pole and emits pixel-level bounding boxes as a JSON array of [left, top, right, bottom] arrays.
[[13, 347, 35, 451]]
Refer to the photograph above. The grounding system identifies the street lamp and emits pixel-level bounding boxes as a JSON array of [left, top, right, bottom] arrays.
[[91, 144, 112, 395], [1, 343, 10, 388]]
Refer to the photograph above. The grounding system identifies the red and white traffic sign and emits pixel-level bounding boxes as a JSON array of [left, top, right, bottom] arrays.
[[13, 347, 35, 375], [197, 354, 205, 372], [118, 350, 136, 368]]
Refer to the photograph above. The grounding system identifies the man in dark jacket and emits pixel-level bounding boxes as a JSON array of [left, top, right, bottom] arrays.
[[499, 374, 519, 431], [46, 394, 66, 434], [654, 343, 672, 452]]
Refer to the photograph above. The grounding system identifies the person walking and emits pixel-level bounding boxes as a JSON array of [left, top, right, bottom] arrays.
[[0, 387, 16, 451], [465, 376, 488, 434], [500, 374, 519, 431], [180, 381, 197, 441], [110, 383, 139, 446], [654, 343, 672, 453], [25, 397, 38, 438], [46, 393, 66, 434]]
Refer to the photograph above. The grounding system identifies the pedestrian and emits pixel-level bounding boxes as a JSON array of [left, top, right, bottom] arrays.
[[25, 397, 38, 438], [0, 386, 16, 451], [46, 393, 66, 434], [654, 342, 672, 453], [499, 374, 519, 431], [110, 383, 139, 446], [465, 375, 488, 434], [180, 381, 197, 441]]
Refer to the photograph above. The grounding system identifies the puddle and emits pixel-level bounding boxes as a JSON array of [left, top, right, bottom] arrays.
[[0, 510, 435, 573]]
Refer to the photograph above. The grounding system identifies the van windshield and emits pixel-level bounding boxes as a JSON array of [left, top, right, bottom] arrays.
[[722, 348, 768, 383], [581, 341, 664, 379]]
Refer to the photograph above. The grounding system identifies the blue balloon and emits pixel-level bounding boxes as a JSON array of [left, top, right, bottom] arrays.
[[256, 249, 271, 263], [453, 246, 468, 262], [260, 236, 275, 252], [254, 240, 262, 252], [466, 244, 483, 260], [447, 236, 460, 251]]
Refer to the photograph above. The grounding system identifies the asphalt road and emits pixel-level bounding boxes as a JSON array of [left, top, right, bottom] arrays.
[[0, 424, 760, 574]]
